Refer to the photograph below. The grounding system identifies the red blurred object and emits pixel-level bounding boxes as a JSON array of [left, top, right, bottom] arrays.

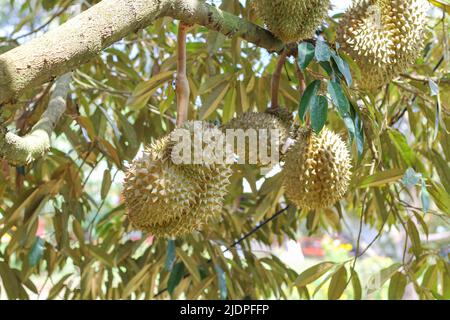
[[300, 237, 325, 257]]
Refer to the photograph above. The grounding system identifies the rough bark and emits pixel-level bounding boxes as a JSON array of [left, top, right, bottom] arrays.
[[0, 73, 71, 165], [0, 0, 283, 105]]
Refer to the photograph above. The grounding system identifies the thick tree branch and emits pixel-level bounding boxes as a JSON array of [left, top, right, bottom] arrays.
[[0, 0, 283, 105], [0, 73, 71, 165]]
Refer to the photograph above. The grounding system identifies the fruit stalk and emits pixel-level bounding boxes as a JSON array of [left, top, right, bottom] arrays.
[[176, 23, 190, 126]]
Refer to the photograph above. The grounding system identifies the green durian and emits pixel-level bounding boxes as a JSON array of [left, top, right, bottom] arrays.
[[123, 137, 199, 237], [223, 109, 292, 167], [253, 0, 330, 43], [337, 0, 429, 90], [123, 121, 232, 237], [283, 128, 351, 210], [165, 120, 233, 225]]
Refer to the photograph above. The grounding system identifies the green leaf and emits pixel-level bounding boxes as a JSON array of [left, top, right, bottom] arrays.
[[214, 264, 228, 300], [299, 80, 321, 122], [293, 262, 335, 287], [100, 169, 112, 200], [198, 73, 232, 95], [167, 262, 185, 295], [388, 129, 416, 166], [176, 248, 201, 283], [331, 51, 352, 87], [388, 272, 407, 300], [429, 0, 450, 14], [315, 40, 331, 62], [311, 95, 328, 133], [327, 81, 349, 114], [0, 262, 21, 299], [407, 218, 422, 258], [428, 182, 450, 213], [351, 270, 362, 300], [165, 240, 176, 271], [87, 245, 115, 267], [367, 263, 401, 294], [48, 274, 72, 300], [356, 168, 405, 188], [328, 266, 347, 300], [122, 264, 152, 298], [354, 111, 364, 160], [127, 70, 174, 109], [200, 82, 230, 120], [28, 236, 45, 267], [319, 61, 334, 77], [297, 42, 315, 70]]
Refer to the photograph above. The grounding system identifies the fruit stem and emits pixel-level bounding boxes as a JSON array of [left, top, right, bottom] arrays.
[[270, 49, 288, 109], [295, 62, 306, 95], [176, 22, 190, 126]]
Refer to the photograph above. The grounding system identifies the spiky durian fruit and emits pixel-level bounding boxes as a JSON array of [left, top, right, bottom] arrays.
[[164, 120, 233, 225], [123, 136, 200, 237], [124, 121, 233, 237], [337, 0, 429, 90], [223, 109, 292, 167], [253, 0, 330, 43], [283, 128, 351, 210], [164, 121, 233, 180]]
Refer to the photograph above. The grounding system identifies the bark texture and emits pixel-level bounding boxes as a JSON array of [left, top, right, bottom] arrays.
[[0, 0, 283, 105], [0, 73, 71, 165]]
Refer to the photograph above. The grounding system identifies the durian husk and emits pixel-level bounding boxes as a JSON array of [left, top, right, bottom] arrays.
[[283, 128, 352, 210], [123, 122, 232, 237], [253, 0, 330, 43], [123, 137, 199, 237], [337, 0, 429, 90], [222, 109, 292, 167], [165, 121, 233, 230]]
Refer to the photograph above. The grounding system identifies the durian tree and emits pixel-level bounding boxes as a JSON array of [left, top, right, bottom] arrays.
[[0, 0, 449, 300]]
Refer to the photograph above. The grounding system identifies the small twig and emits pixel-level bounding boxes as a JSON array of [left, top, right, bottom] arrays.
[[224, 206, 290, 253], [401, 74, 449, 84], [176, 23, 189, 126], [87, 169, 120, 242], [345, 193, 367, 287], [270, 50, 288, 108]]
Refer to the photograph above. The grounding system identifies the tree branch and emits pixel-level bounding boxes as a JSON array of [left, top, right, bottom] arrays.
[[270, 50, 288, 109], [0, 73, 71, 165], [176, 23, 189, 126], [0, 0, 283, 105]]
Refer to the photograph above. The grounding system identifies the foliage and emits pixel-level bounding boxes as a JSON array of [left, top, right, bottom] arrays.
[[0, 0, 449, 300]]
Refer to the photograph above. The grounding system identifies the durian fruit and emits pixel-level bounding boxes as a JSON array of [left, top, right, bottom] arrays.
[[123, 136, 200, 237], [283, 128, 351, 210], [222, 108, 292, 167], [337, 0, 429, 90], [252, 0, 330, 43], [164, 120, 233, 226], [123, 121, 232, 237]]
